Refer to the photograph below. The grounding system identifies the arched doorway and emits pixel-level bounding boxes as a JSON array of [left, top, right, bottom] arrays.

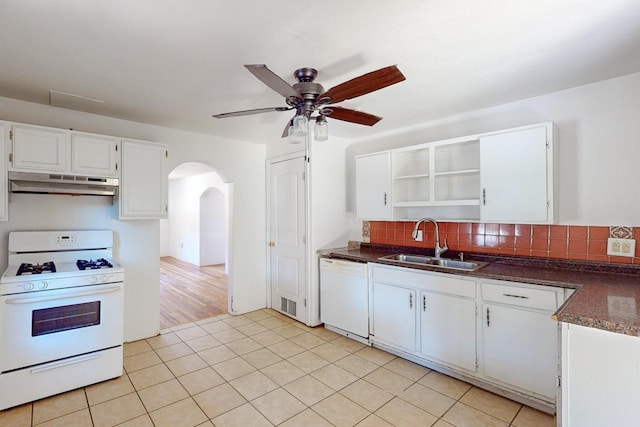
[[159, 162, 231, 329]]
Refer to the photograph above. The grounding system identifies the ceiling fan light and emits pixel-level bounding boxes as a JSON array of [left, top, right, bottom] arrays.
[[314, 116, 329, 141], [288, 114, 307, 144], [292, 114, 308, 135]]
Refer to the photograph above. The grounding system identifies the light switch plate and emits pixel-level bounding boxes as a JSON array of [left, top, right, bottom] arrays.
[[607, 238, 636, 257]]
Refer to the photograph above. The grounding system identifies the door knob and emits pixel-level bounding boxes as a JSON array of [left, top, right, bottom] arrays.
[[268, 241, 276, 247]]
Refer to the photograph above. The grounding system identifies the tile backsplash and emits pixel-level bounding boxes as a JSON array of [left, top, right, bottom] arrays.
[[366, 221, 640, 265]]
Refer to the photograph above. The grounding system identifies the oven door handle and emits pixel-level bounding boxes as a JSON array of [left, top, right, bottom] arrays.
[[5, 285, 121, 305]]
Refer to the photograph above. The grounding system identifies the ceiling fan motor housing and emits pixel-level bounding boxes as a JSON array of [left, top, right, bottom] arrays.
[[291, 68, 325, 115], [294, 68, 317, 82]]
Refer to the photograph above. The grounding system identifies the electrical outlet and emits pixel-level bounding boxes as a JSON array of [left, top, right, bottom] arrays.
[[415, 230, 423, 241], [607, 238, 636, 257]]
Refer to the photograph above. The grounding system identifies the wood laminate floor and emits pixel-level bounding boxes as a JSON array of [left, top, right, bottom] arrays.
[[159, 256, 228, 330]]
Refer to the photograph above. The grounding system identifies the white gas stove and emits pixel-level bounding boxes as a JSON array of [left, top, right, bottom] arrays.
[[1, 230, 124, 291], [0, 230, 125, 410]]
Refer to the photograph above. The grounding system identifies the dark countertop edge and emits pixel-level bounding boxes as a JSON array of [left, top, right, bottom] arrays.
[[319, 242, 640, 337], [321, 242, 640, 276]]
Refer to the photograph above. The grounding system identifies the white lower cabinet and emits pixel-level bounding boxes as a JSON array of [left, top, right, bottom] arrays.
[[482, 303, 558, 399], [561, 323, 640, 426], [371, 281, 417, 351], [421, 291, 477, 372], [370, 264, 477, 365], [481, 280, 564, 404], [370, 263, 566, 412]]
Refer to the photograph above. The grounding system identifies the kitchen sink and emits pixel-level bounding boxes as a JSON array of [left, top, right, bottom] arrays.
[[381, 254, 434, 264], [378, 254, 488, 271]]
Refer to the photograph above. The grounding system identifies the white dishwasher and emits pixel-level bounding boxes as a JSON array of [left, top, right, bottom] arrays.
[[320, 258, 369, 342]]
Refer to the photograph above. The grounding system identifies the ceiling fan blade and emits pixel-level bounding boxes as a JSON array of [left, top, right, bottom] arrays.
[[318, 65, 405, 104], [324, 106, 382, 126], [281, 117, 294, 138], [213, 106, 292, 118], [245, 64, 302, 100]]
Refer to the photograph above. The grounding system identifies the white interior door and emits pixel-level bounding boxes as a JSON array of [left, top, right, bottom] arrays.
[[268, 156, 307, 323]]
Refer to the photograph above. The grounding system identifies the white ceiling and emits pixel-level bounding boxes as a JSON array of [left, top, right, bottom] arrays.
[[1, 1, 639, 143]]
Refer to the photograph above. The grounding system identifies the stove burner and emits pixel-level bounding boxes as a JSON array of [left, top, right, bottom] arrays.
[[17, 262, 57, 276], [76, 258, 113, 270]]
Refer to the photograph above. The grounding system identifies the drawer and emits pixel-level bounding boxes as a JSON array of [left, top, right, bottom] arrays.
[[482, 281, 559, 311], [371, 264, 476, 298]]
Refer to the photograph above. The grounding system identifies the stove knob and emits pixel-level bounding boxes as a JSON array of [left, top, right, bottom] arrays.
[[38, 282, 48, 290], [100, 275, 108, 282], [89, 276, 98, 284], [23, 283, 34, 291]]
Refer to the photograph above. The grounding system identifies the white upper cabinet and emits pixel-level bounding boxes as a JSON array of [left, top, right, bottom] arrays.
[[10, 123, 120, 178], [480, 124, 554, 223], [0, 122, 8, 221], [10, 123, 67, 173], [71, 132, 119, 177], [355, 152, 392, 220], [119, 139, 168, 219], [354, 122, 555, 223]]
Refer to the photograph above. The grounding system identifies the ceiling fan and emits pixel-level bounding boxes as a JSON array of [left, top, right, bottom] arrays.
[[213, 64, 406, 141]]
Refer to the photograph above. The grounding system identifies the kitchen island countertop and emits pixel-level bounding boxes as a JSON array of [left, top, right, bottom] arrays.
[[320, 243, 640, 337]]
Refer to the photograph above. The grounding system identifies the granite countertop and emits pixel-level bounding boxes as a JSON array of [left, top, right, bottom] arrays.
[[320, 243, 640, 337]]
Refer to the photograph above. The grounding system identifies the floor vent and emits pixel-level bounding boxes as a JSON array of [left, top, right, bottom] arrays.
[[280, 297, 297, 317]]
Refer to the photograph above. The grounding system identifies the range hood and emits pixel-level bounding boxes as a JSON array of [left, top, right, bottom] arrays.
[[9, 171, 119, 196]]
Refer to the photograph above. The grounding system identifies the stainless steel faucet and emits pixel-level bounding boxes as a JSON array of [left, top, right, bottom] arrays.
[[411, 217, 448, 258]]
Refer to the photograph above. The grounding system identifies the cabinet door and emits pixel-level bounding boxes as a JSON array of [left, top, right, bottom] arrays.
[[71, 133, 119, 177], [371, 282, 416, 351], [483, 303, 558, 400], [420, 291, 477, 372], [120, 139, 168, 219], [355, 152, 392, 219], [480, 126, 549, 223], [0, 122, 8, 221], [11, 124, 67, 172]]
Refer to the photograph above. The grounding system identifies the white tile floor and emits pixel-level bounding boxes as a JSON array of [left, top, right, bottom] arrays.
[[0, 309, 556, 426]]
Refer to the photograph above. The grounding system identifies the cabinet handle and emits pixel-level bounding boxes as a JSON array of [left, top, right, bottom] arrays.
[[409, 294, 413, 309], [384, 192, 388, 206], [482, 188, 486, 205], [423, 295, 426, 311], [502, 293, 529, 299], [486, 307, 490, 327]]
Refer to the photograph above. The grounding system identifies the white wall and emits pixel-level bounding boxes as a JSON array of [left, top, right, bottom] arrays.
[[200, 188, 226, 266], [159, 217, 170, 257], [308, 135, 361, 324], [0, 97, 267, 341], [347, 71, 640, 227], [166, 171, 228, 266]]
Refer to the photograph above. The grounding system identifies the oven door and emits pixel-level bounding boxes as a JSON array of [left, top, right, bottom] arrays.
[[0, 282, 123, 373]]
